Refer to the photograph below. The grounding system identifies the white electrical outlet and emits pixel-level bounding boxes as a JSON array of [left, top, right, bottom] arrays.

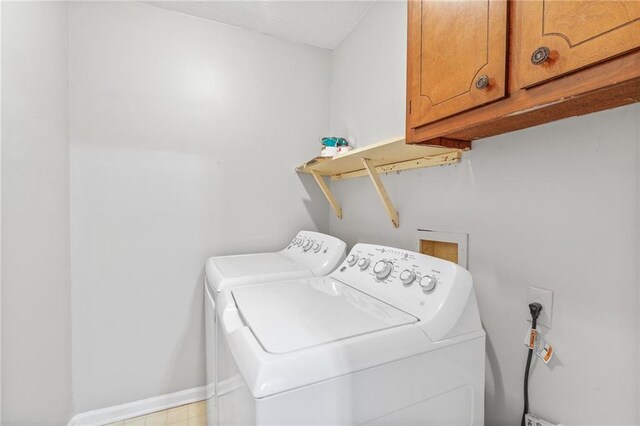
[[527, 286, 553, 328], [525, 414, 558, 426]]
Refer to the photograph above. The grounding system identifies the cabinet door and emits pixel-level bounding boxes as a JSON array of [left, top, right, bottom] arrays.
[[407, 0, 507, 129], [518, 0, 640, 88]]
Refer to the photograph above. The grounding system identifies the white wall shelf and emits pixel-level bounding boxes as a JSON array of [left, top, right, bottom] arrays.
[[296, 136, 466, 228]]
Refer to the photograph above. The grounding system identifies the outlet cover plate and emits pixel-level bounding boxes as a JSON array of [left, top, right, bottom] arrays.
[[527, 286, 553, 328], [525, 414, 557, 426]]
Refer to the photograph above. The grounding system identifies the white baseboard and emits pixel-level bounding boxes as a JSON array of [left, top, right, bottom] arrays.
[[68, 386, 207, 426]]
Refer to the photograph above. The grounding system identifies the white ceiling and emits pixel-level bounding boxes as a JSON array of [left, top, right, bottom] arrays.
[[146, 1, 376, 49]]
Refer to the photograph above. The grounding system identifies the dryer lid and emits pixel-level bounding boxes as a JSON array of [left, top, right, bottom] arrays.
[[231, 278, 418, 354], [206, 253, 311, 292]]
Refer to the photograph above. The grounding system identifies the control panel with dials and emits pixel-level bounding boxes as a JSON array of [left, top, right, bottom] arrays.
[[331, 243, 479, 341], [281, 231, 347, 277], [342, 247, 440, 293]]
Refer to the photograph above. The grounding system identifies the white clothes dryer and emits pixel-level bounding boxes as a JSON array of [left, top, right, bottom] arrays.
[[204, 231, 347, 424], [215, 243, 485, 425]]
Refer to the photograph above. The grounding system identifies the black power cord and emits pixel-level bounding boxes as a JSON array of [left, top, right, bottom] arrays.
[[522, 302, 543, 426]]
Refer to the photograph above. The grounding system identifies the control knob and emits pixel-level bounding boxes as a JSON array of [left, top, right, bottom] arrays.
[[347, 254, 358, 266], [400, 269, 416, 285], [358, 258, 370, 270], [296, 238, 304, 246], [303, 240, 314, 251], [373, 260, 393, 280], [420, 276, 437, 292], [313, 242, 322, 253]]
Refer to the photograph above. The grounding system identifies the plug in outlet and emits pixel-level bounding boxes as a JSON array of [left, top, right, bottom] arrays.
[[527, 286, 553, 328], [525, 414, 558, 426]]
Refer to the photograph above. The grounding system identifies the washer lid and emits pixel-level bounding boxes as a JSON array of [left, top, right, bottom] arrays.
[[231, 278, 418, 354], [206, 253, 311, 292]]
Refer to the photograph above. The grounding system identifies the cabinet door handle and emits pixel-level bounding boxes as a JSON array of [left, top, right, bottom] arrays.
[[475, 75, 490, 90], [531, 46, 551, 65]]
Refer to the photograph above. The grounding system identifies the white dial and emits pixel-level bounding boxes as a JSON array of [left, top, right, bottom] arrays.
[[400, 269, 416, 285], [313, 242, 322, 253], [303, 240, 314, 251], [373, 260, 393, 280], [420, 276, 437, 292], [347, 254, 358, 266], [358, 258, 370, 270], [296, 238, 304, 246]]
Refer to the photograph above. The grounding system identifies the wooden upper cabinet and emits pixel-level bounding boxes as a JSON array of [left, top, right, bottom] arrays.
[[406, 0, 640, 146], [517, 1, 640, 88], [407, 0, 508, 128]]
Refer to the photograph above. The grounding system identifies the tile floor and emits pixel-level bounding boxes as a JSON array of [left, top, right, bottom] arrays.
[[105, 401, 206, 426]]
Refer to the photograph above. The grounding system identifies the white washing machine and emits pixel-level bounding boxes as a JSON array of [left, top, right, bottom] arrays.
[[215, 243, 485, 425], [204, 231, 347, 424]]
